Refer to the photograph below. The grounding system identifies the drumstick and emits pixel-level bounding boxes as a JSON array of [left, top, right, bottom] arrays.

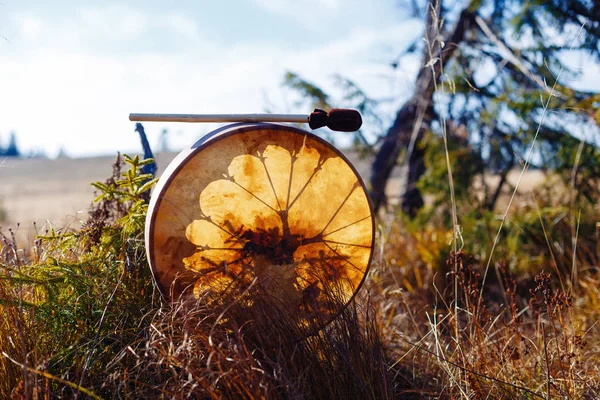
[[128, 108, 362, 132]]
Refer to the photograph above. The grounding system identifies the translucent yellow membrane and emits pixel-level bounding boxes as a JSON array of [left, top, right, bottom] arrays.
[[148, 124, 373, 331]]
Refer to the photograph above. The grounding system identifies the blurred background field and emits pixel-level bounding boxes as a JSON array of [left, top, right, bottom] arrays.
[[0, 150, 544, 244]]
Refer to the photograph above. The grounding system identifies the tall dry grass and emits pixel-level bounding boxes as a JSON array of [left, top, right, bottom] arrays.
[[1, 145, 599, 399], [2, 149, 597, 398], [366, 4, 600, 398]]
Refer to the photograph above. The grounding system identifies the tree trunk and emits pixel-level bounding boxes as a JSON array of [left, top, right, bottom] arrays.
[[369, 3, 476, 215], [487, 143, 515, 211]]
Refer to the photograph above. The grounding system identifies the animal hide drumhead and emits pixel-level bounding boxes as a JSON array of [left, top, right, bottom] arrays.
[[146, 123, 374, 330]]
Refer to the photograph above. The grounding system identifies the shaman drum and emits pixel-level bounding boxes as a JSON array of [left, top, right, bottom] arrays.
[[146, 123, 374, 330]]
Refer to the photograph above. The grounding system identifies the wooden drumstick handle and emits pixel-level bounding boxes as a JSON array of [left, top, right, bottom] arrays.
[[129, 113, 308, 124], [129, 109, 362, 132]]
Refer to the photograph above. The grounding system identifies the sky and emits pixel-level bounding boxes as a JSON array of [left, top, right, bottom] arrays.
[[1, 1, 598, 158], [0, 0, 423, 157]]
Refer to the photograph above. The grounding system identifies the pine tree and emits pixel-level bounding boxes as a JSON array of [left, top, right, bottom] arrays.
[[370, 0, 600, 214], [5, 132, 20, 157]]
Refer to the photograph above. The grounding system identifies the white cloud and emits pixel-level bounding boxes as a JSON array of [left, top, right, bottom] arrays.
[[78, 5, 148, 39], [7, 4, 208, 54], [3, 1, 596, 161], [0, 4, 422, 157], [16, 14, 43, 39], [248, 0, 391, 33], [252, 0, 341, 15], [163, 14, 201, 40]]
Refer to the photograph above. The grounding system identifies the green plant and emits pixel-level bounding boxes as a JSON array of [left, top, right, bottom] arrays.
[[0, 154, 157, 398]]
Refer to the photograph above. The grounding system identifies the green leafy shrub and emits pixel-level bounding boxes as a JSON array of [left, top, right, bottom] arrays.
[[0, 154, 157, 398]]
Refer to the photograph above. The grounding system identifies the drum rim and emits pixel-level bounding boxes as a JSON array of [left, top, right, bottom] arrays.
[[147, 122, 375, 329]]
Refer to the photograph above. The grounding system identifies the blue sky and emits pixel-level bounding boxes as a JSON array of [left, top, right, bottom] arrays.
[[1, 1, 598, 157], [0, 0, 422, 157]]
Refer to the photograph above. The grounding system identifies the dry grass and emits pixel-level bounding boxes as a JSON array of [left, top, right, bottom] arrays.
[[114, 292, 392, 399], [0, 231, 393, 399], [0, 122, 595, 399], [373, 238, 600, 398], [363, 5, 600, 398], [1, 153, 598, 398]]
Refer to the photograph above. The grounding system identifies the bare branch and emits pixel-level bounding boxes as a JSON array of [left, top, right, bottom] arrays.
[[475, 15, 558, 97]]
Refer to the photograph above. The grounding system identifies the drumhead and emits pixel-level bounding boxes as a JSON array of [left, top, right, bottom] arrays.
[[146, 123, 374, 330]]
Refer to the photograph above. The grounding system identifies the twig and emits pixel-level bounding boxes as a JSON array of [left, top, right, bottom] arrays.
[[541, 322, 551, 399], [423, 2, 463, 376], [1, 352, 102, 400], [534, 195, 565, 291], [77, 270, 125, 395], [391, 331, 546, 399], [569, 135, 585, 291], [571, 210, 581, 290], [475, 16, 557, 97], [477, 23, 587, 316]]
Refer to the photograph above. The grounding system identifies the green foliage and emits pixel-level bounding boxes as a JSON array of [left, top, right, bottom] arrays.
[[283, 71, 330, 111], [417, 132, 483, 218], [0, 154, 157, 398], [554, 137, 600, 206], [443, 0, 600, 199], [283, 1, 600, 217]]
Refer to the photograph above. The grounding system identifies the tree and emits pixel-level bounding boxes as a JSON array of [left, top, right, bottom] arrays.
[[4, 132, 20, 157], [370, 0, 600, 215]]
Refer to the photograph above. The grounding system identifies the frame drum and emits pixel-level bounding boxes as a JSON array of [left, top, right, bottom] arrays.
[[146, 123, 374, 329]]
